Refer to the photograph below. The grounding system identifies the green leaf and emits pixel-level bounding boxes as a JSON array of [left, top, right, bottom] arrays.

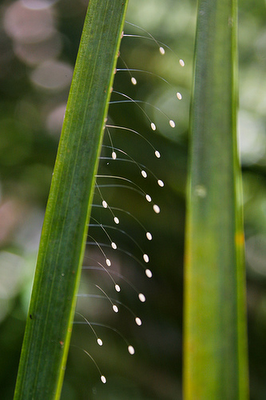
[[13, 1, 128, 399], [183, 0, 249, 398]]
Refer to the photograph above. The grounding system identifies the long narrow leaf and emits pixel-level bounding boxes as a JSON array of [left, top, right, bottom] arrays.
[[183, 0, 249, 398], [13, 1, 128, 399]]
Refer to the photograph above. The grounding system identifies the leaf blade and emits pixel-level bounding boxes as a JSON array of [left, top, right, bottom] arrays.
[[183, 0, 249, 398], [13, 1, 128, 399]]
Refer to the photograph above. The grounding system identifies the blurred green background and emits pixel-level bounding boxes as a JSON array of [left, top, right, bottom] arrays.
[[0, 0, 265, 399]]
